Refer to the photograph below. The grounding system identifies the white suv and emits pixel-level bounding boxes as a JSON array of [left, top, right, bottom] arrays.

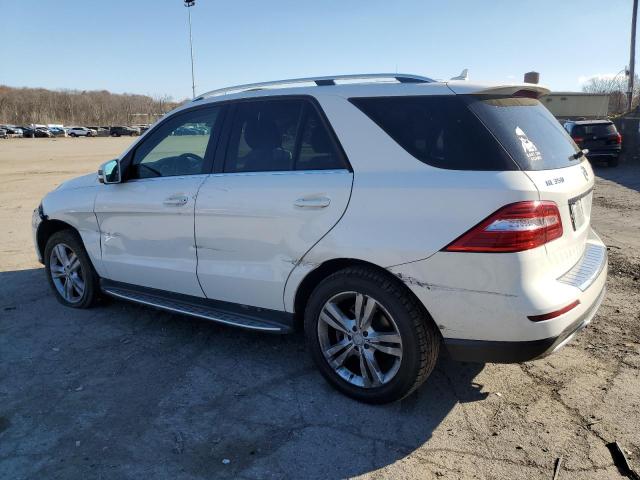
[[33, 74, 607, 403], [67, 127, 97, 137]]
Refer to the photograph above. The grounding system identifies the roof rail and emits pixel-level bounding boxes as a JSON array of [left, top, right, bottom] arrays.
[[194, 73, 434, 100]]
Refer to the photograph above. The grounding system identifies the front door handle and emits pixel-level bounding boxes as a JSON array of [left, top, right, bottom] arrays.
[[294, 196, 331, 209], [163, 194, 189, 206]]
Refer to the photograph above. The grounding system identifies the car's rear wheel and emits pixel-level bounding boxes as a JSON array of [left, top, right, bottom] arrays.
[[304, 266, 440, 404], [44, 230, 99, 308]]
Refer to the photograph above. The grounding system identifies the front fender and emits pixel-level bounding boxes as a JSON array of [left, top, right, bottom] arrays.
[[40, 186, 105, 276]]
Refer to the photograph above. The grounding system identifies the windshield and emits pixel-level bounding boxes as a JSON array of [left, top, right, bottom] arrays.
[[465, 96, 580, 170]]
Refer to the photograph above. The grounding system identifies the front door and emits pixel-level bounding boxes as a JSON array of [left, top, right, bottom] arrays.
[[95, 105, 223, 296], [195, 98, 353, 310]]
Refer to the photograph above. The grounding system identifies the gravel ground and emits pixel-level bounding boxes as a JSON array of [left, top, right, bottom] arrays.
[[0, 138, 639, 479]]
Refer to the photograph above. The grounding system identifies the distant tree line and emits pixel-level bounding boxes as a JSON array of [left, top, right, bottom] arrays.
[[0, 85, 183, 126], [581, 75, 640, 115]]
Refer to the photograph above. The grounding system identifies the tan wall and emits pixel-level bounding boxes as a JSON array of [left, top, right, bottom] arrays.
[[542, 94, 610, 118]]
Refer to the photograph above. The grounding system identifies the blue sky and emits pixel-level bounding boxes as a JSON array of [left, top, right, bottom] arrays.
[[0, 0, 635, 100]]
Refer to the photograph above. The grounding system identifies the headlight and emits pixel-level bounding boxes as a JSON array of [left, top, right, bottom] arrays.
[[32, 203, 44, 228]]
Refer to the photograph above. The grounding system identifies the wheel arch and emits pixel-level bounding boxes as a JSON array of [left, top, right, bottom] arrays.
[[293, 258, 432, 326], [37, 219, 79, 261]]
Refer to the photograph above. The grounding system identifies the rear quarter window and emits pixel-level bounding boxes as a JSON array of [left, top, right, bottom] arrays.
[[350, 96, 516, 171]]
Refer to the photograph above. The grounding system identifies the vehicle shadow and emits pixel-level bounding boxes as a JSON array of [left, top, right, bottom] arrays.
[[592, 157, 640, 193], [0, 268, 488, 480]]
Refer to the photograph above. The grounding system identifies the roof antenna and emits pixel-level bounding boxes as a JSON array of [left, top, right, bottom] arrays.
[[450, 69, 469, 81]]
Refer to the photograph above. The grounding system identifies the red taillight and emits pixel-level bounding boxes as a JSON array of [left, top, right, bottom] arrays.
[[528, 300, 580, 322], [444, 201, 563, 253], [611, 133, 622, 144], [572, 136, 584, 143]]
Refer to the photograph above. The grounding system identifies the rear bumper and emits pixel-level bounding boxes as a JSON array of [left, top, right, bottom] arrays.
[[443, 283, 605, 363], [389, 228, 608, 363]]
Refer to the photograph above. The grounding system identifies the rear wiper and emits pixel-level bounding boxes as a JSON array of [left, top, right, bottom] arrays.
[[570, 148, 589, 161]]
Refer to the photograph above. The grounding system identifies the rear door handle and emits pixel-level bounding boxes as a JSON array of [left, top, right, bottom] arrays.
[[163, 194, 189, 206], [294, 196, 331, 209]]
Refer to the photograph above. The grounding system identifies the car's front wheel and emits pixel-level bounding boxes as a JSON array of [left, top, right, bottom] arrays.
[[44, 230, 99, 308], [305, 266, 440, 404]]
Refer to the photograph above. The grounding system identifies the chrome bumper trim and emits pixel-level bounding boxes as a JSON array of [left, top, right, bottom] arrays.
[[558, 241, 607, 292]]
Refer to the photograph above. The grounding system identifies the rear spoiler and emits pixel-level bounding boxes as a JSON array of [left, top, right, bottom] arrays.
[[447, 82, 551, 99]]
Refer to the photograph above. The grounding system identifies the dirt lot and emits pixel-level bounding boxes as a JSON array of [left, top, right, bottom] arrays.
[[1, 137, 639, 479]]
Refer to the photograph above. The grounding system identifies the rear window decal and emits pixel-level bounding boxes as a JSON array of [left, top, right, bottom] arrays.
[[515, 127, 542, 162]]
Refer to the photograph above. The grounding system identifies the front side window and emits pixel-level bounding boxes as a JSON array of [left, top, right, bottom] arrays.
[[224, 99, 345, 173], [129, 107, 220, 179]]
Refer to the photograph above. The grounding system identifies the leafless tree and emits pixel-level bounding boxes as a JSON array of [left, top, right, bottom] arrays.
[[582, 74, 640, 114], [0, 85, 184, 126]]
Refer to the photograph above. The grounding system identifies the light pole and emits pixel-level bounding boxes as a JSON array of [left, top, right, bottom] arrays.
[[184, 0, 196, 99], [628, 0, 638, 111]]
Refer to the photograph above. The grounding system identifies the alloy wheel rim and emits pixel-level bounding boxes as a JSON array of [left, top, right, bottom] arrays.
[[317, 291, 403, 389], [49, 243, 85, 303]]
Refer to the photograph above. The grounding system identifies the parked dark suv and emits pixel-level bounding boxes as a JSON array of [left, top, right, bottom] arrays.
[[110, 126, 139, 137], [564, 120, 622, 167]]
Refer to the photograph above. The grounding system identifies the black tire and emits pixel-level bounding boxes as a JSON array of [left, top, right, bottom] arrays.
[[608, 157, 619, 167], [304, 266, 440, 404], [70, 133, 76, 137], [44, 230, 99, 309]]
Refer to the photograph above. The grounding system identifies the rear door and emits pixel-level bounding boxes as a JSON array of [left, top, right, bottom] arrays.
[[195, 97, 352, 310], [466, 96, 594, 276]]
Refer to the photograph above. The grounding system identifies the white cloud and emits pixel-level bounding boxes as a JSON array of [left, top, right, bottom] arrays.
[[578, 73, 619, 84]]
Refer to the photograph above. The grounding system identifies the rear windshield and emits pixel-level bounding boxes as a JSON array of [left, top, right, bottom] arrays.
[[571, 123, 616, 137], [352, 95, 580, 171], [465, 96, 580, 170]]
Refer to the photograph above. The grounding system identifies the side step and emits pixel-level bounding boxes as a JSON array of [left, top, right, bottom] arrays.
[[100, 280, 293, 333]]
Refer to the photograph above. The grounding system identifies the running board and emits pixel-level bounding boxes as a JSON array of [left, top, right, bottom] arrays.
[[100, 280, 293, 333]]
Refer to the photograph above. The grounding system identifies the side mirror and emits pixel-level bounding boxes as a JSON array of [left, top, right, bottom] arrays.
[[98, 159, 121, 184]]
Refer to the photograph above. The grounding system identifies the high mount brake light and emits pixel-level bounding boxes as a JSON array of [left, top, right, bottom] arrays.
[[444, 201, 563, 253], [512, 89, 540, 99]]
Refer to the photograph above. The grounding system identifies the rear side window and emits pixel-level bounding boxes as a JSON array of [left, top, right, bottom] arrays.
[[224, 99, 345, 173], [225, 99, 301, 173], [572, 123, 616, 137], [296, 105, 344, 170], [351, 96, 515, 170], [465, 96, 580, 170]]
